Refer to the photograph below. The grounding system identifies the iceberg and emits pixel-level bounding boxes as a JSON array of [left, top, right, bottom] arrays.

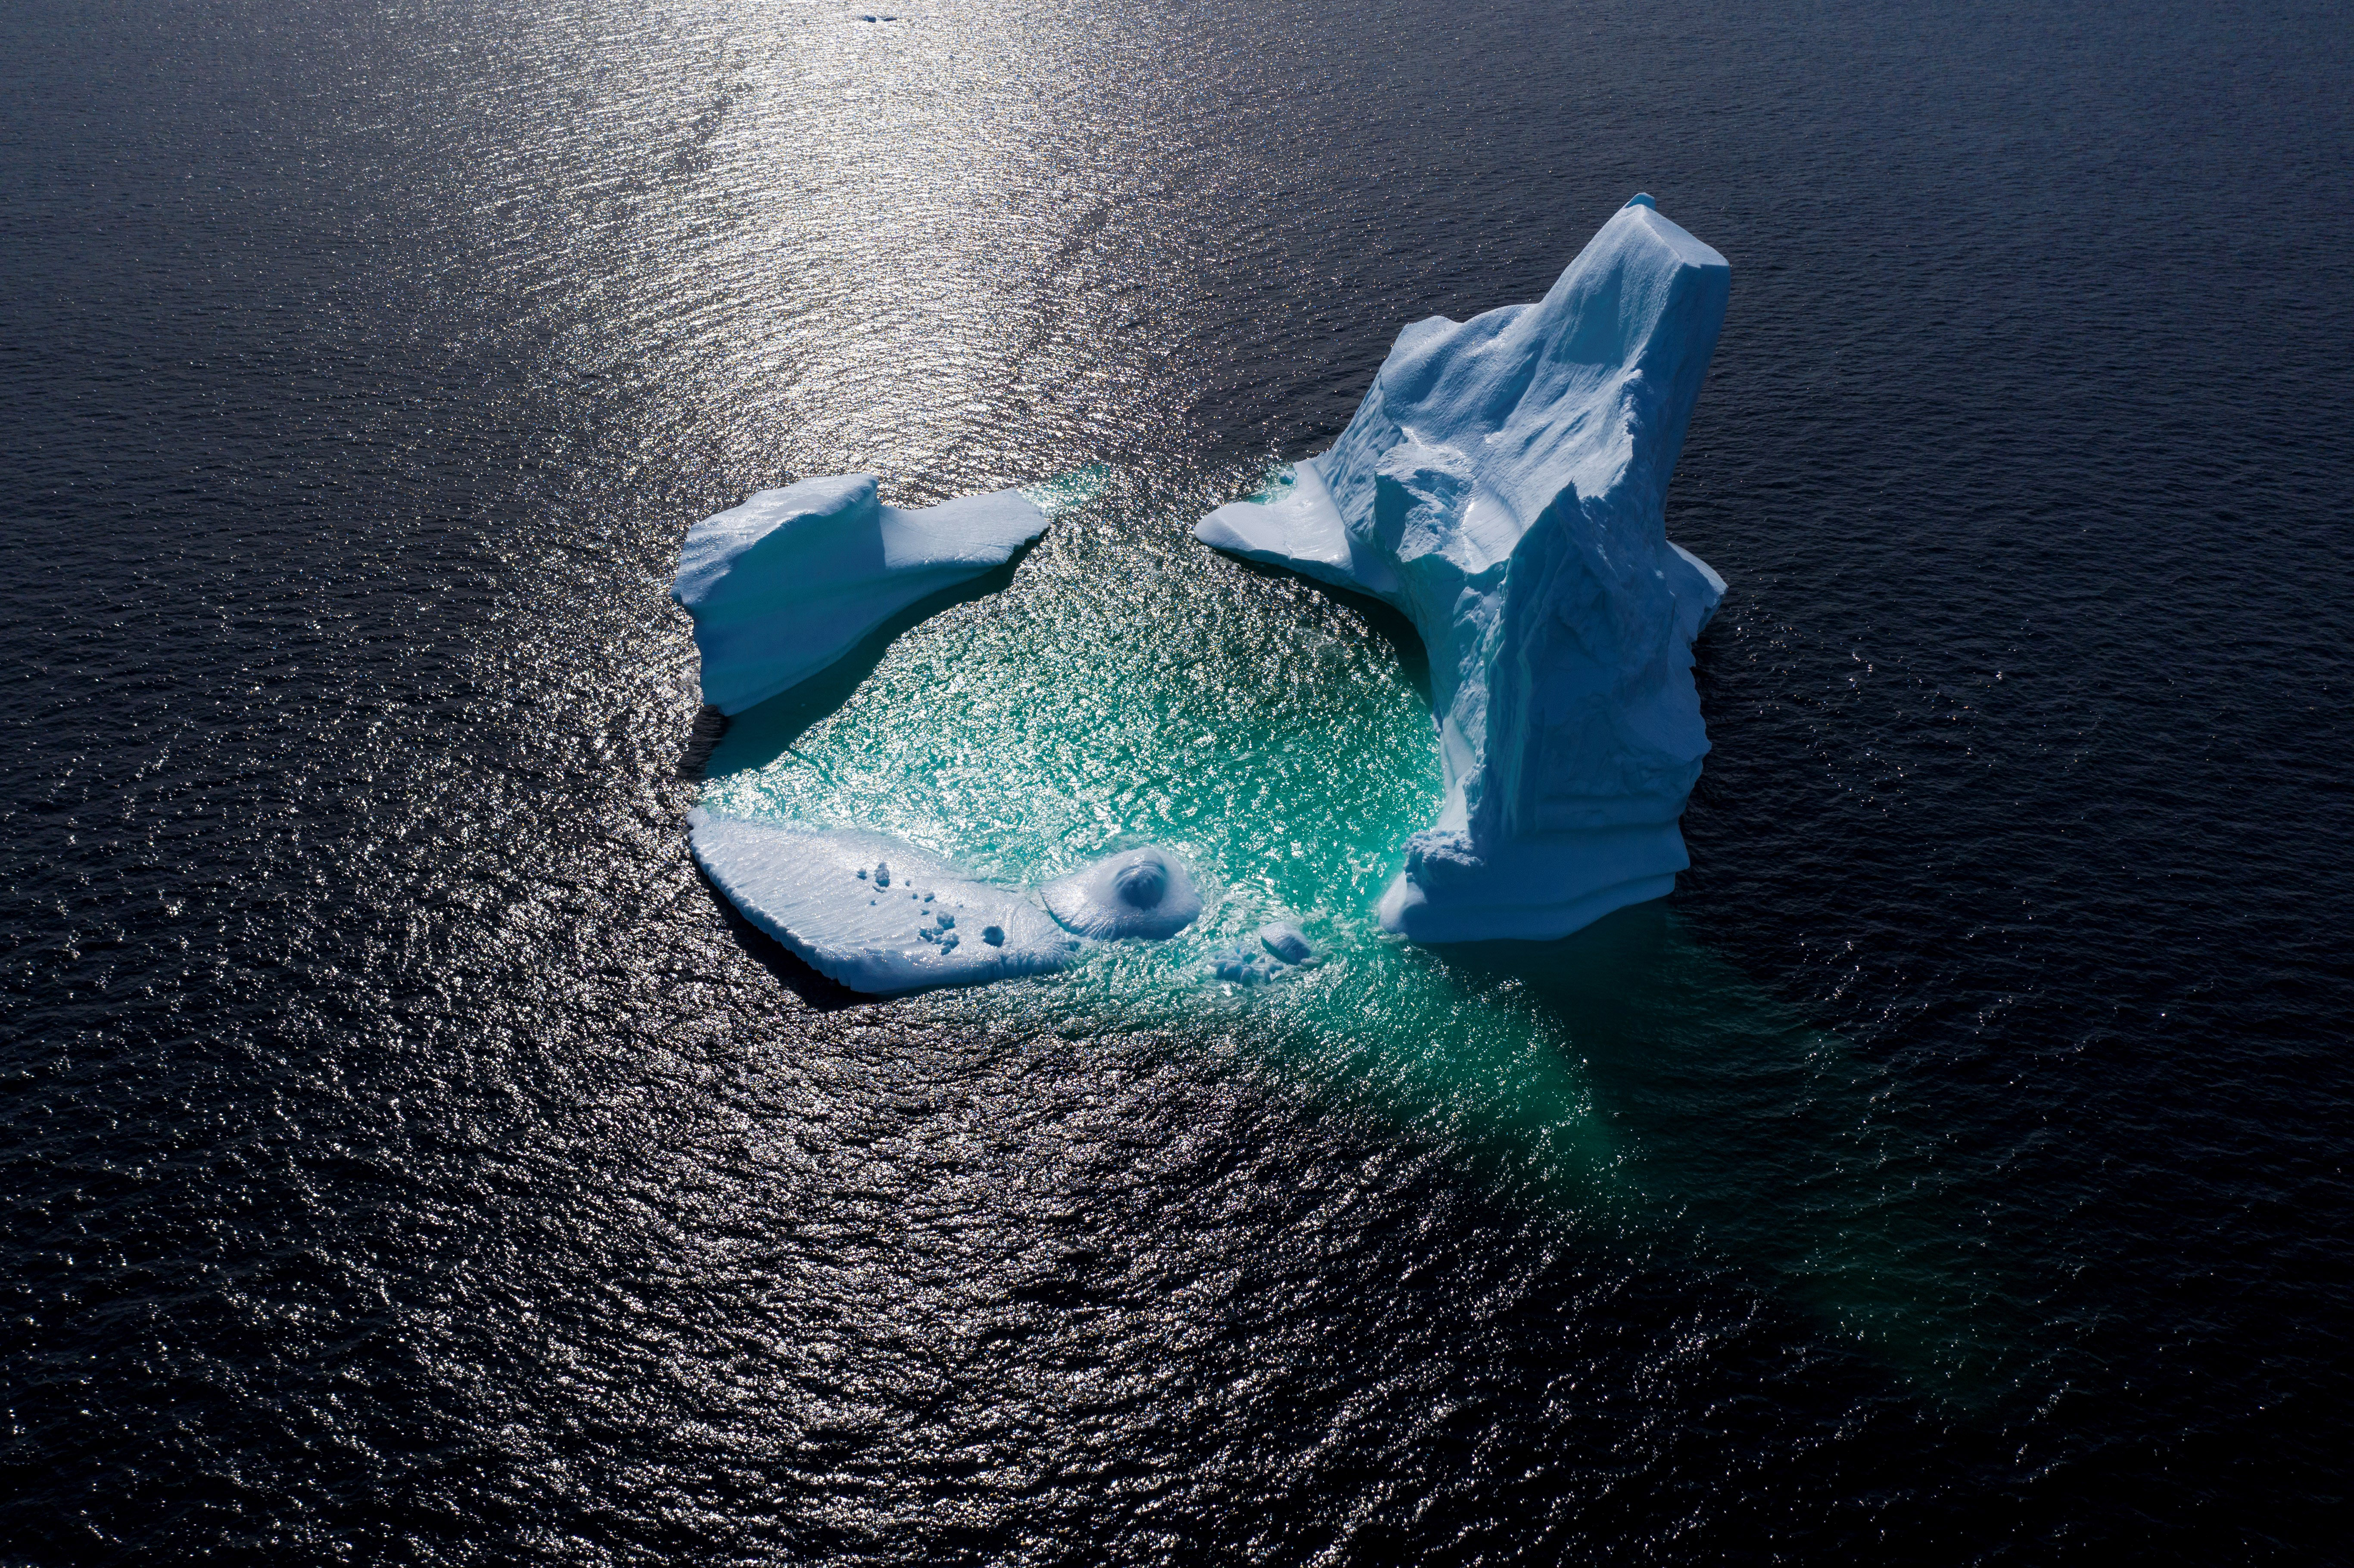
[[689, 813, 1208, 994], [1196, 196, 1730, 943], [673, 474, 1048, 715]]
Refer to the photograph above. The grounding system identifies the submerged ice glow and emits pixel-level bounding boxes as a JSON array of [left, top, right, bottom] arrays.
[[673, 473, 1048, 715]]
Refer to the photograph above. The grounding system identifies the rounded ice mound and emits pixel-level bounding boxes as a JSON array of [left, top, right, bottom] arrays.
[[1042, 847, 1203, 940]]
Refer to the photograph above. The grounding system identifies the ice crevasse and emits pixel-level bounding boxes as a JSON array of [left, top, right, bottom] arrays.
[[1196, 196, 1731, 943]]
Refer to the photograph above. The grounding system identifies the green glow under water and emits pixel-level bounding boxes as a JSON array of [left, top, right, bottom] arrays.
[[697, 469, 2035, 1403]]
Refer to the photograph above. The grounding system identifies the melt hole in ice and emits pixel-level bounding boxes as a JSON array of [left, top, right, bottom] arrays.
[[1040, 847, 1204, 940], [1115, 859, 1168, 908]]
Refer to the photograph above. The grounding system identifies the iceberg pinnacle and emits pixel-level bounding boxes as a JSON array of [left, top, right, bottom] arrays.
[[1196, 198, 1730, 943], [673, 474, 1047, 715]]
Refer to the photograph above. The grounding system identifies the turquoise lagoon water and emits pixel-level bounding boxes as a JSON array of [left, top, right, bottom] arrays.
[[699, 468, 2018, 1400]]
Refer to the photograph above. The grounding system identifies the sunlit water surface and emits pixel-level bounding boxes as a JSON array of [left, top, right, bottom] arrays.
[[6, 0, 2350, 1560]]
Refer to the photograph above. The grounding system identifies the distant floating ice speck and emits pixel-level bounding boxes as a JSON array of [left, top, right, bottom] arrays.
[[1196, 194, 1730, 943]]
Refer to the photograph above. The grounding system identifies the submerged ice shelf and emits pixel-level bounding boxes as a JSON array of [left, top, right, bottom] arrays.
[[689, 811, 1203, 995], [1197, 195, 1730, 943], [673, 473, 1049, 715]]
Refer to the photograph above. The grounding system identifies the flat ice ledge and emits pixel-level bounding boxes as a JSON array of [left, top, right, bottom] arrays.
[[689, 812, 1077, 994], [690, 811, 1210, 995], [1375, 824, 1688, 943], [673, 474, 1047, 716]]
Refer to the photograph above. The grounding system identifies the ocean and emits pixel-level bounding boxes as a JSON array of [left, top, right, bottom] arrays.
[[4, 0, 2350, 1559]]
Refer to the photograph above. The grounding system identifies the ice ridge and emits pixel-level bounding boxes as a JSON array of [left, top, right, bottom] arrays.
[[1196, 196, 1730, 942], [673, 474, 1048, 715]]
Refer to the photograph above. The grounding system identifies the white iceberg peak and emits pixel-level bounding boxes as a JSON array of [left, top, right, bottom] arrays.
[[1197, 198, 1731, 942]]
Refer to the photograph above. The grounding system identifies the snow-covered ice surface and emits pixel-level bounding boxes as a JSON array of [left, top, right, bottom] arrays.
[[673, 473, 1049, 715], [688, 810, 1078, 994], [689, 809, 1209, 995], [1196, 196, 1730, 942]]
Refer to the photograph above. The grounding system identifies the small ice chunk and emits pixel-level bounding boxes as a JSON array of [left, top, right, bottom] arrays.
[[1041, 846, 1204, 940], [1258, 921, 1314, 965], [689, 812, 1073, 994]]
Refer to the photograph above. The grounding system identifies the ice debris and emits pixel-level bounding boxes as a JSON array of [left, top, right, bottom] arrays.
[[690, 813, 1207, 994], [1196, 196, 1730, 943], [1210, 921, 1320, 986], [1040, 847, 1204, 940], [672, 474, 1047, 715]]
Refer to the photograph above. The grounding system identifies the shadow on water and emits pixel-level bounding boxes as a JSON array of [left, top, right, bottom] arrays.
[[705, 548, 1037, 768], [1224, 554, 1434, 709], [1428, 902, 2036, 1404], [674, 704, 731, 781]]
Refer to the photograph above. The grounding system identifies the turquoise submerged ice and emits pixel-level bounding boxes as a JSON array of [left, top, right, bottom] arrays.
[[673, 474, 1048, 715], [1196, 196, 1731, 943]]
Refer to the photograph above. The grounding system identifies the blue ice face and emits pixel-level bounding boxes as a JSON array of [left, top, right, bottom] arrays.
[[1195, 198, 1730, 943]]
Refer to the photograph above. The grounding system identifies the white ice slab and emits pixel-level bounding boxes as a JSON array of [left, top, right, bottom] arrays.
[[688, 812, 1077, 994]]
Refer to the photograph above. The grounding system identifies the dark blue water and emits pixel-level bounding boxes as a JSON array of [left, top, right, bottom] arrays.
[[6, 0, 2351, 1559]]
